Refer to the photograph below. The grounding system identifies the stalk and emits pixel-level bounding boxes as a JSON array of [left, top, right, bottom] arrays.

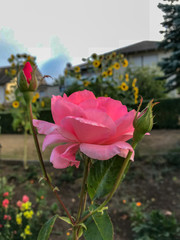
[[27, 102, 74, 224]]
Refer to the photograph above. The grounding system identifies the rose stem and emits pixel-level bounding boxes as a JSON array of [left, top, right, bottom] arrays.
[[28, 102, 74, 225]]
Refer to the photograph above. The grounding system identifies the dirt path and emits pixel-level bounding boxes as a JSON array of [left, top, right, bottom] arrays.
[[0, 130, 180, 161]]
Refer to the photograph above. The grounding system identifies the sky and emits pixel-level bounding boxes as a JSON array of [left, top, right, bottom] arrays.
[[0, 0, 166, 82]]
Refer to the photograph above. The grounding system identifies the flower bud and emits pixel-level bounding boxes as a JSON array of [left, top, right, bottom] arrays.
[[133, 98, 158, 144], [17, 62, 38, 92]]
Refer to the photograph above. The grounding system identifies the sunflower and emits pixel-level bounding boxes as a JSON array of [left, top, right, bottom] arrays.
[[93, 60, 101, 68], [27, 56, 31, 61], [74, 66, 80, 73], [32, 96, 37, 103], [83, 80, 91, 87], [35, 92, 40, 99], [12, 101, 20, 108], [120, 82, 129, 91], [102, 71, 108, 78], [122, 59, 128, 67], [113, 62, 120, 70], [41, 101, 45, 107], [76, 74, 81, 80], [11, 69, 17, 76], [132, 78, 137, 87], [5, 89, 10, 95], [134, 87, 139, 94], [125, 73, 129, 82], [107, 67, 113, 76], [111, 52, 117, 58]]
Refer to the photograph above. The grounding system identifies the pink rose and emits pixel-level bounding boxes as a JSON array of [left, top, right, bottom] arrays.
[[2, 199, 9, 208], [16, 200, 22, 208], [23, 62, 33, 84], [3, 192, 9, 197], [22, 195, 29, 203], [33, 90, 136, 169]]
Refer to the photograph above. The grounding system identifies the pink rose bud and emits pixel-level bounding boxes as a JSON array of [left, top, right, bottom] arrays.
[[133, 98, 158, 144], [16, 200, 22, 208], [17, 62, 38, 93], [3, 192, 9, 197], [22, 195, 29, 203]]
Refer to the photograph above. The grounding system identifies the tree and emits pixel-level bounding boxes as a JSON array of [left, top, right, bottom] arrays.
[[158, 0, 180, 91]]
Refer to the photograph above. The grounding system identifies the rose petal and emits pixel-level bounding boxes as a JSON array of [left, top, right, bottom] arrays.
[[67, 90, 96, 105], [61, 116, 115, 144], [51, 96, 85, 125], [50, 144, 80, 169], [97, 97, 128, 121], [23, 62, 33, 84], [42, 134, 68, 151], [80, 141, 134, 160], [33, 119, 61, 135]]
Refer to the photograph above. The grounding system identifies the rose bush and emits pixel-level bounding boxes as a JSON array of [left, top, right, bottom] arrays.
[[33, 90, 136, 169]]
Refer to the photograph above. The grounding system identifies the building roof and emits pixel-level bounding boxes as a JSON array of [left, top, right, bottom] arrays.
[[108, 40, 160, 55]]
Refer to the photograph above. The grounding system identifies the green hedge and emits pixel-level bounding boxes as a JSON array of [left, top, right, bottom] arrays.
[[0, 98, 180, 133]]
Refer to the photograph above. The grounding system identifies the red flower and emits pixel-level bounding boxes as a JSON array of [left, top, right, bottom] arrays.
[[22, 195, 29, 203], [3, 192, 9, 197], [23, 62, 33, 84], [4, 215, 11, 221], [2, 199, 9, 208]]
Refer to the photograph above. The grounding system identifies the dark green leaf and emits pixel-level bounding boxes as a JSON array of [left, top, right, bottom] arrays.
[[37, 215, 58, 240], [87, 156, 126, 200], [84, 210, 114, 240]]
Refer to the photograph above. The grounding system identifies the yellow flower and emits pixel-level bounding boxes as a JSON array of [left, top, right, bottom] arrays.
[[27, 56, 31, 61], [20, 233, 26, 239], [113, 62, 120, 70], [134, 87, 139, 94], [132, 78, 137, 87], [11, 63, 15, 68], [16, 213, 22, 225], [21, 201, 32, 211], [74, 66, 80, 73], [11, 69, 17, 76], [32, 96, 37, 103], [83, 80, 91, 87], [93, 60, 101, 68], [24, 225, 32, 235], [35, 92, 40, 99], [11, 54, 15, 60], [125, 73, 129, 81], [76, 74, 81, 80], [24, 210, 34, 219], [122, 59, 128, 67], [5, 69, 9, 75], [66, 232, 70, 236], [41, 101, 45, 107], [5, 89, 10, 94], [120, 82, 129, 91], [104, 94, 108, 97], [12, 101, 20, 108], [5, 96, 9, 100], [102, 71, 108, 78], [107, 67, 113, 76], [111, 52, 116, 58]]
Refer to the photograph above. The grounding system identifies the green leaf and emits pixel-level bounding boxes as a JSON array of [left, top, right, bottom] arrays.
[[87, 156, 126, 200], [58, 216, 73, 225], [84, 210, 114, 240], [37, 215, 58, 240]]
